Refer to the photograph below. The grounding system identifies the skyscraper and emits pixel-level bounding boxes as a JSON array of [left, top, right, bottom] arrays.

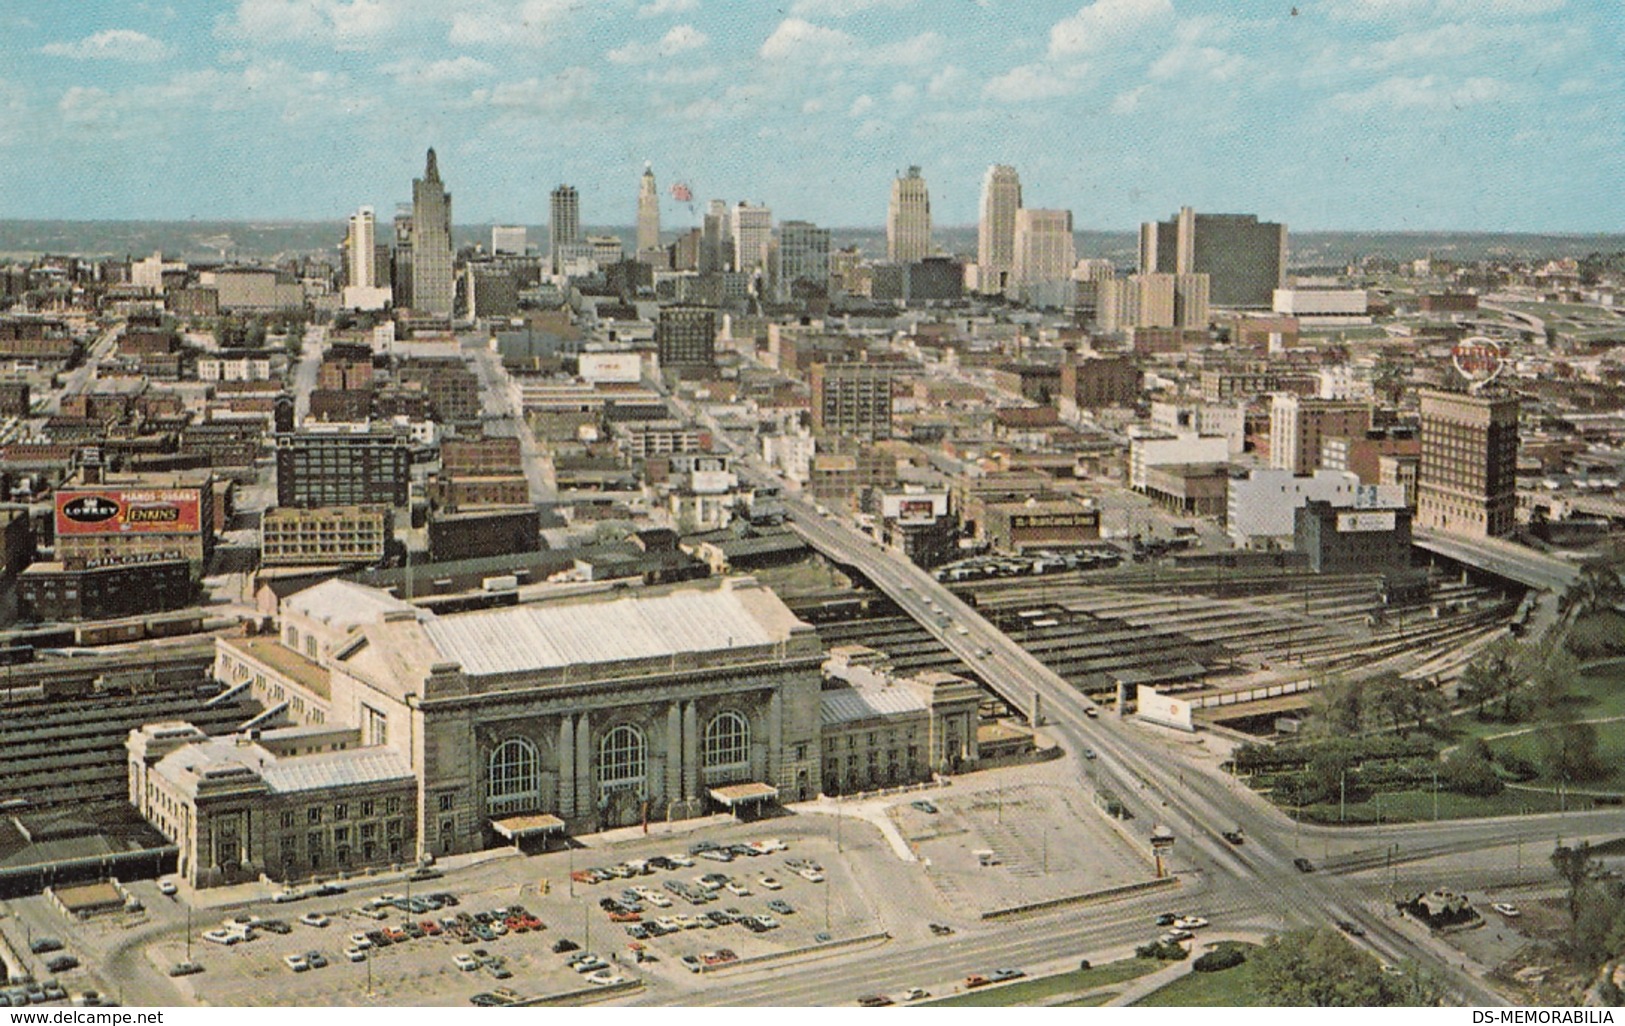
[[777, 220, 831, 300], [1011, 209, 1075, 292], [1416, 388, 1519, 539], [700, 200, 730, 274], [549, 185, 581, 273], [391, 204, 414, 309], [656, 305, 718, 375], [1138, 206, 1286, 309], [887, 166, 931, 264], [977, 165, 1021, 294], [491, 225, 526, 255], [636, 164, 661, 256], [346, 206, 377, 288], [410, 148, 455, 317], [731, 202, 773, 275]]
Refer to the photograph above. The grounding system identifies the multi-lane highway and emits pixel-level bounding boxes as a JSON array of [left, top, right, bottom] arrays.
[[728, 448, 1606, 1005]]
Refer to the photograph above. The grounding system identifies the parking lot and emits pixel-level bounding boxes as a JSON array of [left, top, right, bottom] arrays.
[[900, 771, 1155, 914]]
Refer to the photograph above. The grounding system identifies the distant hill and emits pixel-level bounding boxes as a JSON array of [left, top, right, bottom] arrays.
[[0, 219, 1618, 270]]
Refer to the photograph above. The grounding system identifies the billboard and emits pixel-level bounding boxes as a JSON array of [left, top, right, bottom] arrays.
[[1336, 510, 1397, 533], [1136, 685, 1194, 732], [55, 489, 203, 537]]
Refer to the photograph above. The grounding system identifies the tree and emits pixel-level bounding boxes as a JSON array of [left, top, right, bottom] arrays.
[[1553, 842, 1600, 920], [1560, 560, 1625, 622], [1457, 637, 1523, 721], [1309, 676, 1365, 736], [1538, 718, 1604, 785], [1441, 739, 1503, 796], [1251, 928, 1422, 1006]]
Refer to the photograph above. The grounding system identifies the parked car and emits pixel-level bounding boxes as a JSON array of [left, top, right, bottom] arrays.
[[1222, 829, 1244, 845], [585, 970, 626, 986], [454, 953, 479, 972], [1293, 857, 1315, 873], [903, 988, 929, 1002], [553, 939, 580, 954], [1173, 915, 1209, 930], [158, 881, 179, 896], [166, 962, 203, 978], [28, 939, 62, 955], [299, 913, 329, 928], [305, 951, 328, 969], [343, 948, 367, 963], [45, 955, 79, 974], [1492, 903, 1522, 918], [202, 929, 239, 946], [1335, 920, 1366, 938], [767, 900, 795, 916], [909, 800, 938, 814], [283, 955, 309, 973], [857, 995, 894, 1007]]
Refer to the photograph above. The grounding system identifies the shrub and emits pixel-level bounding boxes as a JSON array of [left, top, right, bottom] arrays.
[[1135, 941, 1189, 961], [1193, 947, 1248, 973]]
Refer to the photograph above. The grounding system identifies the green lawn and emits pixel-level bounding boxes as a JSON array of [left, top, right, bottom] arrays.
[[1057, 992, 1117, 1007], [1134, 944, 1263, 1007], [923, 958, 1163, 1007]]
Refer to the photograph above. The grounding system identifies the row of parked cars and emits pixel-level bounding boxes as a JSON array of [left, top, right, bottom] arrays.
[[569, 839, 790, 887]]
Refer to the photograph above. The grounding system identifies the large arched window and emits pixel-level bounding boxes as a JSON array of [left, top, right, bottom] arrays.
[[597, 725, 646, 793], [488, 738, 540, 812], [702, 711, 750, 773]]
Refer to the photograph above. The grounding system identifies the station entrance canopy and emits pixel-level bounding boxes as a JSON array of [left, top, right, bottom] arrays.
[[708, 782, 778, 817], [491, 814, 565, 852]]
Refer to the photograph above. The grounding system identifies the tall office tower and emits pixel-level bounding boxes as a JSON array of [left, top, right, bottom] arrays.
[[491, 225, 526, 255], [1173, 272, 1210, 327], [636, 164, 661, 256], [656, 305, 718, 374], [550, 185, 581, 273], [731, 202, 773, 275], [1416, 388, 1520, 539], [1139, 206, 1287, 308], [346, 206, 377, 288], [699, 200, 729, 274], [777, 220, 831, 300], [410, 148, 455, 316], [1011, 209, 1075, 290], [391, 204, 414, 309], [887, 166, 932, 264], [977, 165, 1022, 294], [1269, 394, 1372, 476]]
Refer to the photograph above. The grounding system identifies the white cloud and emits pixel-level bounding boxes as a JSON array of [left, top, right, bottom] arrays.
[[475, 67, 595, 112], [644, 64, 720, 85], [40, 29, 173, 62], [217, 0, 398, 47], [1329, 0, 1564, 20], [380, 55, 493, 85], [1111, 83, 1150, 113], [1330, 74, 1515, 112], [889, 82, 917, 103], [926, 64, 967, 98], [790, 0, 913, 15], [801, 98, 826, 113], [848, 94, 875, 116], [1149, 43, 1245, 82], [448, 0, 570, 47], [759, 18, 856, 62], [637, 0, 698, 15], [1048, 0, 1173, 58], [759, 18, 938, 67], [983, 62, 1083, 102], [607, 24, 708, 64]]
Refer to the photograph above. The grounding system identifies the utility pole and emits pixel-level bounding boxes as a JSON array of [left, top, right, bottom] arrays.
[[186, 907, 192, 962], [1432, 770, 1439, 822], [1340, 770, 1346, 824]]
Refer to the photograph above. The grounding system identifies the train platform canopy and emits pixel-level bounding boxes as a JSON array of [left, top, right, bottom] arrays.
[[491, 814, 565, 841], [708, 782, 778, 810]]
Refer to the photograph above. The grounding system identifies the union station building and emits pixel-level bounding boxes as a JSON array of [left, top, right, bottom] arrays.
[[129, 575, 989, 887]]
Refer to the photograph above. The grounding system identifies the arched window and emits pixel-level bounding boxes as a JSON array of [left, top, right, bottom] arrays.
[[702, 711, 750, 772], [487, 738, 540, 812], [597, 725, 646, 793]]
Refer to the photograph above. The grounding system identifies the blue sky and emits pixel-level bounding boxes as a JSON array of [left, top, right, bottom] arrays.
[[0, 0, 1619, 232]]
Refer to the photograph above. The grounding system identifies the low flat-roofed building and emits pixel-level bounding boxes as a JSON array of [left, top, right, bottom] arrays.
[[17, 557, 193, 621], [1142, 462, 1231, 517], [261, 506, 391, 568], [981, 495, 1100, 553]]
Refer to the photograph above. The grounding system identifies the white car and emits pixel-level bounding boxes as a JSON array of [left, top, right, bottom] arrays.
[[283, 954, 310, 972], [724, 881, 751, 897], [271, 889, 304, 904], [299, 912, 330, 928], [666, 854, 695, 867], [344, 947, 367, 963], [1492, 903, 1521, 918], [903, 988, 930, 1002], [1173, 916, 1209, 930], [202, 929, 238, 946], [754, 914, 780, 930], [643, 892, 673, 908], [796, 868, 825, 883], [1159, 929, 1193, 944], [348, 933, 373, 950], [453, 953, 479, 972], [585, 970, 626, 986], [157, 881, 178, 896], [757, 876, 783, 891], [750, 839, 788, 854]]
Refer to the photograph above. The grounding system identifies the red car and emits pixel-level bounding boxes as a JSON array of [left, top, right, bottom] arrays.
[[420, 921, 442, 936], [608, 911, 641, 923], [571, 871, 595, 885]]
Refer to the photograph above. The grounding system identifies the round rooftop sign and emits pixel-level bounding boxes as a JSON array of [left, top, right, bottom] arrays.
[[1451, 335, 1506, 391]]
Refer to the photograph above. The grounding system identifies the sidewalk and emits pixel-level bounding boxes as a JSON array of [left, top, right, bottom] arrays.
[[1105, 932, 1269, 1007]]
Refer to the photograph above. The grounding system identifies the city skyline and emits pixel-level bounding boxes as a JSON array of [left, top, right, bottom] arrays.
[[0, 1, 1618, 232]]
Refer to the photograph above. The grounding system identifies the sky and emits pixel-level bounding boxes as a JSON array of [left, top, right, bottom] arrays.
[[0, 0, 1619, 233]]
